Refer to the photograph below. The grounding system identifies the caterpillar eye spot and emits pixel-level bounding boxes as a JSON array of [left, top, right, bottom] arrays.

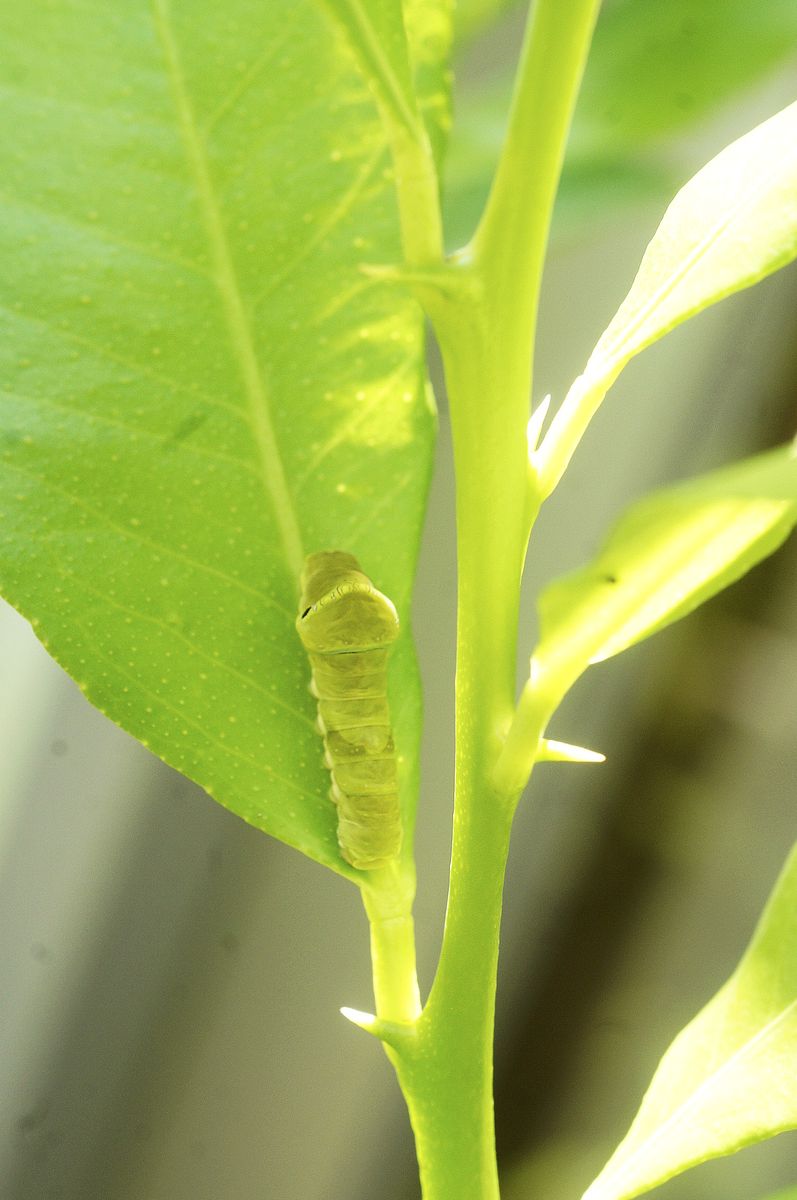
[[296, 550, 402, 871]]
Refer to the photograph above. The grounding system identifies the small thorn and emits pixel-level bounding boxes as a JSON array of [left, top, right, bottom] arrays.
[[340, 1006, 379, 1034], [339, 1007, 415, 1049], [538, 738, 605, 765]]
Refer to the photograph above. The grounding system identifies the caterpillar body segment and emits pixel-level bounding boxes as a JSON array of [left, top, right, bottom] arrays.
[[296, 551, 402, 871]]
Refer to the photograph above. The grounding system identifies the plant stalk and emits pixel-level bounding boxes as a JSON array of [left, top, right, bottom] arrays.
[[361, 2, 603, 1195], [362, 862, 422, 1023], [397, 798, 515, 1200], [473, 0, 603, 383]]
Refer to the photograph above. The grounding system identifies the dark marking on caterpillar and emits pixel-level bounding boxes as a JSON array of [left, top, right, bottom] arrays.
[[296, 551, 402, 871]]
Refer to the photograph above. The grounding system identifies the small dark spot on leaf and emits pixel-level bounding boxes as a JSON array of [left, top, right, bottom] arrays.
[[50, 738, 68, 757], [301, 607, 311, 619], [604, 574, 618, 585], [166, 412, 208, 448]]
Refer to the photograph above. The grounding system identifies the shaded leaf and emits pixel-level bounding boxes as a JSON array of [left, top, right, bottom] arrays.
[[581, 843, 797, 1200], [535, 447, 797, 693], [0, 1, 437, 876]]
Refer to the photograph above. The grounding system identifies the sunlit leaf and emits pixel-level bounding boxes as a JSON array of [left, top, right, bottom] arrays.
[[587, 101, 797, 377], [0, 1, 439, 877], [404, 0, 455, 163], [581, 843, 797, 1200], [537, 101, 797, 493], [318, 0, 453, 163], [535, 447, 797, 693], [316, 0, 418, 133]]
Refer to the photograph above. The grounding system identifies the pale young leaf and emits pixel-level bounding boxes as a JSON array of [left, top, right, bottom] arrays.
[[535, 446, 797, 695], [581, 843, 797, 1200], [537, 101, 797, 494]]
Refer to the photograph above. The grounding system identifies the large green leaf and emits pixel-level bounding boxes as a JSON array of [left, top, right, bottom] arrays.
[[0, 1, 438, 878], [536, 101, 797, 493], [581, 843, 797, 1200], [534, 446, 797, 695]]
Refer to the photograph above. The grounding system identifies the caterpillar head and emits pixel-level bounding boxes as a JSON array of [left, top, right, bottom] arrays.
[[296, 551, 399, 655]]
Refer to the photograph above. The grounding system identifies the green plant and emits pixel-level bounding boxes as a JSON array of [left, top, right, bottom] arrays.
[[1, 2, 797, 1198]]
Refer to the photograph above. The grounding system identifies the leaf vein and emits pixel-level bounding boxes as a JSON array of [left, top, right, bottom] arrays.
[[0, 185, 212, 282], [50, 560, 316, 730], [65, 607, 317, 803], [1, 387, 259, 476], [151, 0, 305, 580], [2, 457, 290, 615], [0, 302, 247, 421], [250, 140, 387, 311]]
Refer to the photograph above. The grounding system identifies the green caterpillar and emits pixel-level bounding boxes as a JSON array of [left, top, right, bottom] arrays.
[[296, 551, 402, 871]]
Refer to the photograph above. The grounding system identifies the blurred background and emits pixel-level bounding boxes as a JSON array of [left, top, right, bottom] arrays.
[[2, 2, 797, 1197]]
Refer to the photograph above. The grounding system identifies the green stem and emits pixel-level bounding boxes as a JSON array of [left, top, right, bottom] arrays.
[[348, 3, 602, 1195], [377, 3, 604, 1196], [401, 792, 515, 1200], [473, 0, 602, 375], [493, 672, 561, 797], [362, 862, 422, 1023]]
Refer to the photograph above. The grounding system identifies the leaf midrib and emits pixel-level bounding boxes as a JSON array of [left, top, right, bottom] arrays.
[[151, 0, 305, 582]]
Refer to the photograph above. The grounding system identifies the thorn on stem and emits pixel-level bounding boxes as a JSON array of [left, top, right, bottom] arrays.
[[340, 1007, 416, 1050]]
